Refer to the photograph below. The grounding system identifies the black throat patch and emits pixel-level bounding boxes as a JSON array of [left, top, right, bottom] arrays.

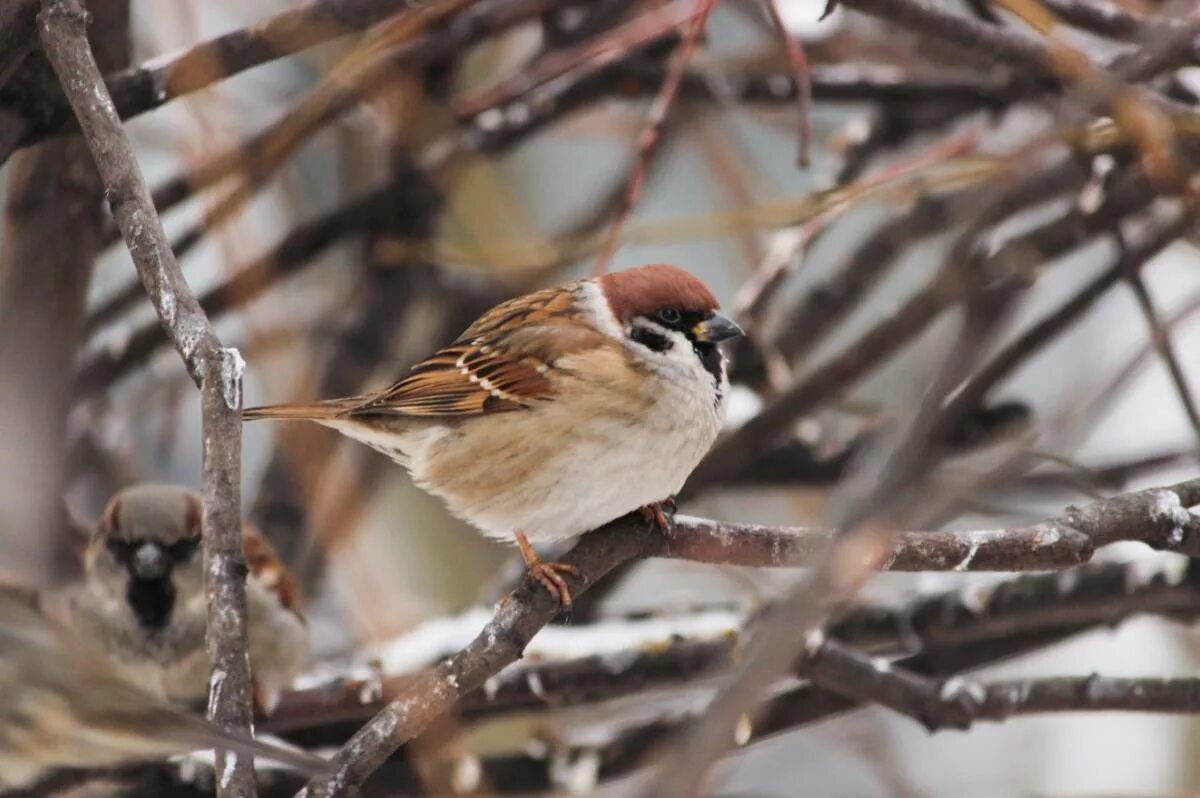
[[126, 577, 176, 632]]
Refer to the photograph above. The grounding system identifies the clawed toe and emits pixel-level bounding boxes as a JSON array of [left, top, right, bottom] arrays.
[[639, 499, 676, 533], [527, 561, 582, 609], [514, 530, 582, 609]]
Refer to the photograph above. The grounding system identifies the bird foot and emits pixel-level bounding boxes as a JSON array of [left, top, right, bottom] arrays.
[[639, 498, 677, 533], [526, 560, 582, 609], [514, 531, 582, 609]]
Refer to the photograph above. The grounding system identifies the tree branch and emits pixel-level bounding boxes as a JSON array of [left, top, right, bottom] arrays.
[[294, 467, 1200, 792], [299, 513, 653, 796], [692, 163, 1158, 493], [804, 636, 1200, 731], [37, 1, 256, 794], [267, 557, 1200, 739], [75, 183, 390, 395]]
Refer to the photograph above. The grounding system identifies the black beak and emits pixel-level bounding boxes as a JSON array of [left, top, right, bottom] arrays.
[[130, 541, 170, 580], [693, 311, 744, 344]]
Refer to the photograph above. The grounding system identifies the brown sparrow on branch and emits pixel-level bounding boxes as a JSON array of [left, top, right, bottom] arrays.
[[244, 264, 742, 607], [0, 587, 323, 790], [58, 484, 309, 711]]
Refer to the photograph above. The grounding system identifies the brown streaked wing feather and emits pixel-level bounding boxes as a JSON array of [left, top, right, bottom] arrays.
[[242, 525, 303, 620], [348, 285, 605, 418]]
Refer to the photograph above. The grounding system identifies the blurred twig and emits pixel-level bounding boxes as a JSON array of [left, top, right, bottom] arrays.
[[693, 161, 1159, 493], [592, 0, 717, 275], [75, 184, 394, 395], [944, 201, 1196, 425], [0, 0, 126, 583]]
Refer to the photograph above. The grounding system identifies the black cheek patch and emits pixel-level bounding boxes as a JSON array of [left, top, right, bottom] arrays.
[[694, 342, 725, 396], [630, 326, 673, 353]]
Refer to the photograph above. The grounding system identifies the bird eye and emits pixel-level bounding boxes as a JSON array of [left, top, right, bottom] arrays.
[[169, 536, 200, 562], [105, 537, 132, 561], [657, 308, 682, 325]]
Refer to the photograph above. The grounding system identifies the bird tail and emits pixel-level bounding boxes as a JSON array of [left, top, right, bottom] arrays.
[[242, 401, 347, 422]]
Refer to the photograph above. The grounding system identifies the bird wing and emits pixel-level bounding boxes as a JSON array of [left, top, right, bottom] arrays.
[[348, 286, 608, 417]]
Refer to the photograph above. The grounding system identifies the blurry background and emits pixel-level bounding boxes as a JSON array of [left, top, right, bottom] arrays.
[[4, 0, 1200, 794]]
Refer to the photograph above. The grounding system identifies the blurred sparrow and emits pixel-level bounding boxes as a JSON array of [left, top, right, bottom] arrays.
[[0, 587, 322, 790], [244, 264, 742, 607], [58, 484, 308, 712]]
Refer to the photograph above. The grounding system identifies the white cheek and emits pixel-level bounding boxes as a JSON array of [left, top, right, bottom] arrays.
[[628, 328, 726, 410], [578, 281, 624, 338]]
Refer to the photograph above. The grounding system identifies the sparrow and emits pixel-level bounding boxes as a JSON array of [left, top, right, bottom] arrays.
[[243, 263, 743, 607], [57, 484, 309, 712], [0, 586, 323, 790]]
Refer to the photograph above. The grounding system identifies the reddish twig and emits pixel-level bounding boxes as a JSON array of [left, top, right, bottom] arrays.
[[592, 0, 718, 275], [761, 0, 813, 167]]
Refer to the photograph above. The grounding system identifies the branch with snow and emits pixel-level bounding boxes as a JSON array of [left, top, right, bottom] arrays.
[[295, 472, 1200, 792], [268, 555, 1200, 740]]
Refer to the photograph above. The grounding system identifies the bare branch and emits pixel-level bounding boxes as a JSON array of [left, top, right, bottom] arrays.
[[294, 456, 1200, 792], [300, 512, 653, 796], [803, 636, 1200, 731], [1119, 238, 1200, 444], [693, 163, 1159, 493], [37, 1, 256, 793], [268, 558, 1200, 737]]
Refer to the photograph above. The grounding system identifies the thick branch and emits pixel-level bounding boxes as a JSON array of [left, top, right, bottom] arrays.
[[37, 1, 255, 795]]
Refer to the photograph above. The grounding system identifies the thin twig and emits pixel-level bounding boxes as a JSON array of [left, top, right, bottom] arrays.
[[592, 0, 717, 275], [693, 163, 1155, 493], [1039, 0, 1144, 39], [37, 1, 256, 794], [761, 0, 812, 166], [1118, 224, 1200, 446], [944, 202, 1195, 424], [75, 185, 390, 395]]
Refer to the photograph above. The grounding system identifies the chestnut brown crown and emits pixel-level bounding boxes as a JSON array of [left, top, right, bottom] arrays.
[[598, 264, 720, 324]]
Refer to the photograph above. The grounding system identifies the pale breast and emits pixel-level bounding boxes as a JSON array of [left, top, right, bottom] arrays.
[[394, 349, 725, 543]]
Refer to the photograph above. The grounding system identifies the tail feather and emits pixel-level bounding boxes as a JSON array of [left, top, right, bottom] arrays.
[[242, 402, 347, 422]]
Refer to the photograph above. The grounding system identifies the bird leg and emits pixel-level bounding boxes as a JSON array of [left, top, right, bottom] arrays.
[[639, 496, 677, 533], [514, 531, 581, 609]]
